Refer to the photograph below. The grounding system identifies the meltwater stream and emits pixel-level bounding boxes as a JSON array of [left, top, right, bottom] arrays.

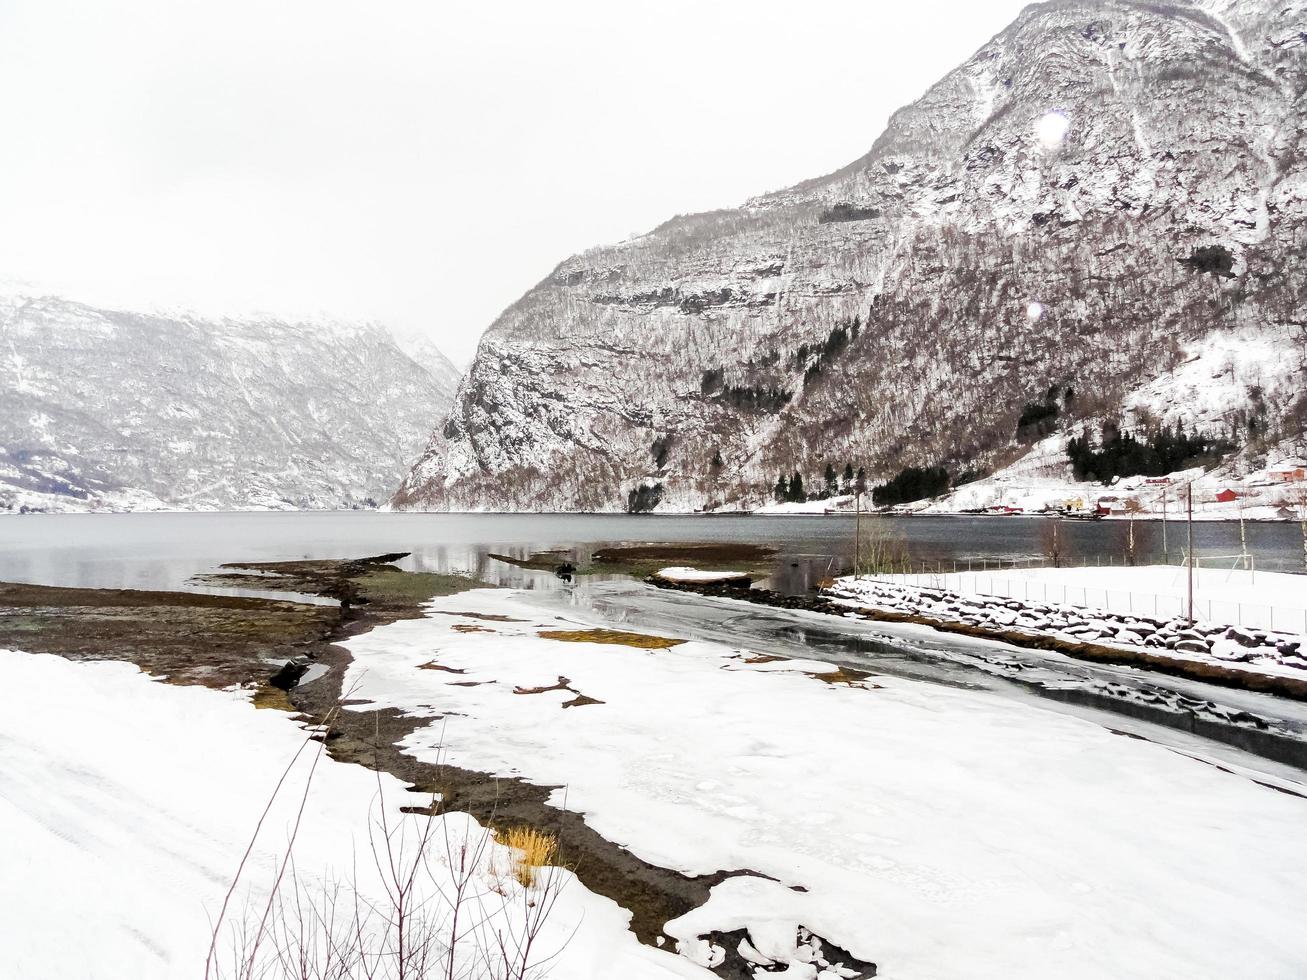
[[538, 578, 1307, 783]]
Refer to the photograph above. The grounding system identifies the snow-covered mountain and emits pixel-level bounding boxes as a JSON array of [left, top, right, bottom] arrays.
[[396, 0, 1307, 513], [0, 293, 459, 512]]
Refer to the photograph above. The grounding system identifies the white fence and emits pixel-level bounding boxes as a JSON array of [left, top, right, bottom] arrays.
[[868, 566, 1307, 635]]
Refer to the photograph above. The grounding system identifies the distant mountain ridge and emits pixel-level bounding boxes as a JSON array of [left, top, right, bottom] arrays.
[[0, 292, 459, 512], [396, 0, 1307, 513]]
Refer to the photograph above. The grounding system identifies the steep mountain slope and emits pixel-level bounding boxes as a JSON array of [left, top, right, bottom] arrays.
[[398, 0, 1307, 513], [393, 331, 465, 397], [0, 293, 458, 512]]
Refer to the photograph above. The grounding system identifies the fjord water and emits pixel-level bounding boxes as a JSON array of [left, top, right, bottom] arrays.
[[1, 511, 1305, 593]]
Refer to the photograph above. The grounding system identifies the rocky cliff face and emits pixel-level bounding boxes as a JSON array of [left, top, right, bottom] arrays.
[[397, 0, 1307, 513], [0, 293, 458, 511]]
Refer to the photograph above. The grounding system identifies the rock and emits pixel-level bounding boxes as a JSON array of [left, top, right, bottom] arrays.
[[1210, 638, 1255, 662], [1223, 626, 1261, 648], [269, 659, 310, 691]]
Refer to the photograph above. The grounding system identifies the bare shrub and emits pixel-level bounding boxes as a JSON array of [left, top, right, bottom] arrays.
[[855, 520, 913, 575], [205, 715, 569, 980]]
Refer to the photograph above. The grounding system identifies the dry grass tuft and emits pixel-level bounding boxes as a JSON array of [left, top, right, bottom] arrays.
[[251, 683, 295, 712], [537, 628, 682, 649], [807, 665, 875, 687], [496, 826, 559, 887]]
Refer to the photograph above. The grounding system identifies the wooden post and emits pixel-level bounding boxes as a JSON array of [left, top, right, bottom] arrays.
[[1187, 483, 1195, 626], [854, 491, 862, 578]]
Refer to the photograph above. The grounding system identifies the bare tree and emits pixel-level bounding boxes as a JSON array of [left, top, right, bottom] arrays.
[[1039, 519, 1072, 568], [855, 519, 913, 576]]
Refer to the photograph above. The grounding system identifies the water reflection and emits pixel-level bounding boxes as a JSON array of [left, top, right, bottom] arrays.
[[0, 511, 1302, 594]]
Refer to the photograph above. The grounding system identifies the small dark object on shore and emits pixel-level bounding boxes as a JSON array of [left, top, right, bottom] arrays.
[[268, 659, 309, 691]]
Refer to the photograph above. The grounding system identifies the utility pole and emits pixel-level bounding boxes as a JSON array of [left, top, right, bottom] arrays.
[[1238, 493, 1249, 569], [1187, 483, 1195, 626]]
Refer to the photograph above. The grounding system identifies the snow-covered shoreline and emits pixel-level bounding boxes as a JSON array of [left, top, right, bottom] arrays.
[[825, 569, 1307, 685]]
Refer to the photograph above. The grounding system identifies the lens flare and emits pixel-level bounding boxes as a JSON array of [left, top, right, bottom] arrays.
[[1036, 110, 1071, 149]]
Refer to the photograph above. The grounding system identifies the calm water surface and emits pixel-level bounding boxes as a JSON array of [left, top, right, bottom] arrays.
[[0, 511, 1303, 593]]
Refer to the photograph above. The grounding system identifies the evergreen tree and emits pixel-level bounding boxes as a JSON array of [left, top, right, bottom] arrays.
[[871, 466, 950, 506], [824, 462, 837, 494], [789, 470, 806, 502], [856, 467, 867, 493], [1067, 422, 1226, 482], [774, 474, 788, 502], [843, 462, 854, 487]]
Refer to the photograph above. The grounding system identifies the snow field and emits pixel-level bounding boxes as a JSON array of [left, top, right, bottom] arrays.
[[341, 589, 1307, 979], [0, 649, 700, 980]]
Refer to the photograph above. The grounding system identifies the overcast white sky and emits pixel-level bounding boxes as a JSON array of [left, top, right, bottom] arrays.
[[0, 1, 1030, 363]]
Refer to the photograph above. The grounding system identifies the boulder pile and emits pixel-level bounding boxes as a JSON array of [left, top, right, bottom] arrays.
[[824, 579, 1307, 674]]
